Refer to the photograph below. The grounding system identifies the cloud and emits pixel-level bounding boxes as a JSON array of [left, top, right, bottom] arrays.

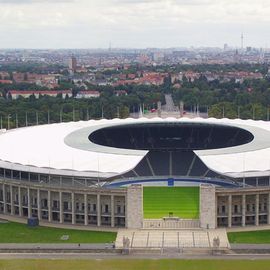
[[111, 0, 212, 5], [0, 0, 270, 48], [0, 0, 74, 3]]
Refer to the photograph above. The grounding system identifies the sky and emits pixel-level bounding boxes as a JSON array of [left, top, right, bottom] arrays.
[[0, 0, 270, 49]]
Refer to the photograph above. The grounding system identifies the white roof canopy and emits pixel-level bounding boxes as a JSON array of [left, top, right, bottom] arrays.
[[0, 117, 269, 179]]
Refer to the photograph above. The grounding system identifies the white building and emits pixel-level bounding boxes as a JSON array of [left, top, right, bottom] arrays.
[[75, 90, 100, 99]]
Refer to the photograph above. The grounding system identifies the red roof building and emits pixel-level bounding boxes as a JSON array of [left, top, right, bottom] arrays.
[[7, 90, 72, 99], [0, 80, 12, 84]]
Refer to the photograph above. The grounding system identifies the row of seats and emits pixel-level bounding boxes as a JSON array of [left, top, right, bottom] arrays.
[[122, 151, 218, 178]]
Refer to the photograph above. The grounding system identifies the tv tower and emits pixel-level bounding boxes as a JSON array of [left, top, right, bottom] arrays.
[[241, 33, 244, 51], [109, 41, 112, 52]]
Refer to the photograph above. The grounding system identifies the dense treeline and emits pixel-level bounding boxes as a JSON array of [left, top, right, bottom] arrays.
[[0, 87, 163, 129], [172, 76, 270, 120], [0, 62, 270, 128]]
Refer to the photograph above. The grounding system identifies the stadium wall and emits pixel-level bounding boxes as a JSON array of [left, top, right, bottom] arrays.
[[1, 178, 270, 230], [126, 185, 143, 229], [200, 185, 216, 229], [0, 179, 127, 229]]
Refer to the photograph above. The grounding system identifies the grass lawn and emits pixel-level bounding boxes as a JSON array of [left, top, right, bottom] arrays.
[[0, 222, 116, 243], [228, 230, 270, 244], [143, 187, 199, 219], [0, 259, 270, 270]]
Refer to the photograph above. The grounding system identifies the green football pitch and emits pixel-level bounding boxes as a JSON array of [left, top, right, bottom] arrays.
[[143, 187, 200, 219]]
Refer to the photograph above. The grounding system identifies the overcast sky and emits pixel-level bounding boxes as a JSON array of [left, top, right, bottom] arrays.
[[0, 0, 270, 49]]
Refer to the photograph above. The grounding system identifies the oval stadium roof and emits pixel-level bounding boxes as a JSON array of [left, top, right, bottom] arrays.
[[0, 117, 270, 179]]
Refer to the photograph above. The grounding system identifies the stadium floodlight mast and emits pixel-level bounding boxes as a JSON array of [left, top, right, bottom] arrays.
[[15, 113, 18, 128], [73, 107, 75, 122], [47, 110, 50, 124], [25, 112, 28, 127], [86, 108, 89, 121], [36, 111, 39, 126], [7, 114, 11, 130], [60, 107, 63, 123], [101, 106, 104, 119], [139, 105, 143, 118]]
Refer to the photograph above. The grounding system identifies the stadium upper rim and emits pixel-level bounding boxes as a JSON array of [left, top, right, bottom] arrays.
[[0, 117, 270, 179]]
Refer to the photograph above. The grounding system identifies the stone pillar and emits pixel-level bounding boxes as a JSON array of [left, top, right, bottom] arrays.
[[242, 194, 246, 227], [48, 190, 52, 222], [59, 191, 63, 224], [27, 188, 31, 218], [228, 195, 232, 228], [18, 187, 22, 217], [255, 194, 259, 226], [84, 194, 88, 226], [200, 184, 216, 229], [37, 189, 41, 221], [126, 185, 143, 229], [111, 195, 115, 228], [10, 185, 14, 215], [3, 184, 6, 214], [97, 193, 101, 227], [71, 192, 75, 225]]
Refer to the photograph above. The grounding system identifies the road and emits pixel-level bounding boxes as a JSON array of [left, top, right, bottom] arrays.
[[0, 243, 114, 250], [0, 252, 270, 260], [162, 94, 179, 112]]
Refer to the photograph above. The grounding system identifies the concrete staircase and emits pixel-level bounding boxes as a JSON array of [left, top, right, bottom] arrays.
[[115, 228, 230, 251]]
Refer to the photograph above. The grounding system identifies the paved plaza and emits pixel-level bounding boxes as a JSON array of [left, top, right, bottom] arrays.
[[115, 229, 230, 249]]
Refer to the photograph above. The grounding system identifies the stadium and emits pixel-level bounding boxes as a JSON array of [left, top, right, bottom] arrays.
[[0, 117, 270, 232]]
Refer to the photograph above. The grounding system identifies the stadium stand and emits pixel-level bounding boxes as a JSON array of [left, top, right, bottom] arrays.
[[189, 156, 209, 176], [133, 157, 153, 177], [172, 151, 194, 176], [147, 151, 170, 176], [121, 150, 219, 179]]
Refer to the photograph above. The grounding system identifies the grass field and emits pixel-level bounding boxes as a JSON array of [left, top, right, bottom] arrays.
[[228, 230, 270, 244], [0, 259, 270, 270], [0, 222, 116, 243], [143, 187, 200, 219]]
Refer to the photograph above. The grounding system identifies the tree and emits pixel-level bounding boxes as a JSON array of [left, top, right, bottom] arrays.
[[119, 106, 130, 119]]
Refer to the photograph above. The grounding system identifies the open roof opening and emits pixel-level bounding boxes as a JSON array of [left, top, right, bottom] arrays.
[[89, 122, 254, 151]]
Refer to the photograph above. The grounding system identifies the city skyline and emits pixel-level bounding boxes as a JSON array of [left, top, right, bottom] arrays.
[[0, 0, 270, 49]]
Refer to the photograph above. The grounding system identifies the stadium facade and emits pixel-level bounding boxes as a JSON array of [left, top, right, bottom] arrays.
[[0, 117, 270, 229]]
